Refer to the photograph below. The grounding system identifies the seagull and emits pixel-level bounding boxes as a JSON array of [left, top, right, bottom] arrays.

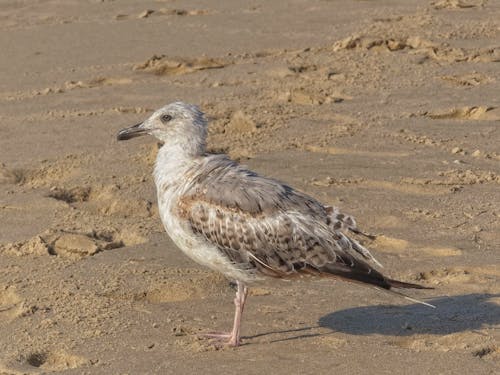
[[117, 102, 433, 347]]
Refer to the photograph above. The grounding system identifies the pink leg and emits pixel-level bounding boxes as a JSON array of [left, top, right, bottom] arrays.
[[228, 281, 248, 346], [201, 281, 248, 347]]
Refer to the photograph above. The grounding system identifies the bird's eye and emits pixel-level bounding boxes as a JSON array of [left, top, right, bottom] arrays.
[[160, 114, 172, 123]]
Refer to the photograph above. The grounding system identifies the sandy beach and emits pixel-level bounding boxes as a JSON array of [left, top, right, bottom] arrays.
[[0, 0, 499, 373]]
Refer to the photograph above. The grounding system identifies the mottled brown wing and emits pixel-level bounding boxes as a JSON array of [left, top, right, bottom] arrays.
[[178, 155, 385, 282], [179, 194, 405, 291], [178, 197, 334, 275]]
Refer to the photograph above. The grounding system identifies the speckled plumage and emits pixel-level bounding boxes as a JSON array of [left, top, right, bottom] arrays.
[[117, 101, 433, 347], [173, 153, 383, 281]]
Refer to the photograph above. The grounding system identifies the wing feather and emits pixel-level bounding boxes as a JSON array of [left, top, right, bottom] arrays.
[[176, 155, 389, 285]]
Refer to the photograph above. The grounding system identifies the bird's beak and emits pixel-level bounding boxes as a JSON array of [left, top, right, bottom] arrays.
[[116, 122, 147, 141]]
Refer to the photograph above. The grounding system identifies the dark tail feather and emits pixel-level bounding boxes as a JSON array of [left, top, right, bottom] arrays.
[[313, 259, 436, 308], [387, 278, 434, 290], [317, 259, 433, 291]]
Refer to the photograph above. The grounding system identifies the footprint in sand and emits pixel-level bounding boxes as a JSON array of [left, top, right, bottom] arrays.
[[133, 55, 229, 76], [285, 88, 341, 106], [115, 8, 210, 20], [137, 8, 210, 18], [333, 34, 500, 63], [1, 228, 146, 259], [46, 183, 155, 218], [1, 350, 89, 374], [425, 106, 500, 121], [48, 186, 91, 204], [332, 35, 442, 54], [64, 76, 133, 90], [440, 73, 492, 87], [431, 0, 485, 10], [31, 76, 134, 97]]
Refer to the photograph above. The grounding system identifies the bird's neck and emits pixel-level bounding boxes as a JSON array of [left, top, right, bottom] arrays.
[[156, 129, 206, 158], [153, 140, 203, 192]]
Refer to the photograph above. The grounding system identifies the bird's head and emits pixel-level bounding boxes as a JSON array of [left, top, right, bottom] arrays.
[[117, 102, 208, 154]]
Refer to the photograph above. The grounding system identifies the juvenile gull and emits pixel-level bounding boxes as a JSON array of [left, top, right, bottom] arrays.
[[117, 102, 433, 347]]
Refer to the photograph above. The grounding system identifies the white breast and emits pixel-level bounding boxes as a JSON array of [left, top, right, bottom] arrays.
[[154, 152, 254, 282]]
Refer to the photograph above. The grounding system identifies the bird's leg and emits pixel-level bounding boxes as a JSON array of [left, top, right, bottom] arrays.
[[200, 281, 248, 347], [227, 280, 248, 347]]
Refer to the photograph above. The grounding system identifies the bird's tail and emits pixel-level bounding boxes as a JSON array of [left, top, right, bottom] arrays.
[[386, 278, 433, 290], [315, 260, 436, 308]]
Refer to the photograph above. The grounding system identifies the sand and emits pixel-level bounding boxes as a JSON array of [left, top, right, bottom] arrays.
[[0, 0, 499, 373]]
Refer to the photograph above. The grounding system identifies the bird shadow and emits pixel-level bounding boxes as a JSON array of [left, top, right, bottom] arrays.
[[245, 326, 326, 344], [318, 293, 500, 336], [244, 293, 499, 344]]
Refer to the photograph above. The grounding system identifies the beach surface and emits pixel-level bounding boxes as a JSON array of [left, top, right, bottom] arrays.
[[0, 0, 499, 373]]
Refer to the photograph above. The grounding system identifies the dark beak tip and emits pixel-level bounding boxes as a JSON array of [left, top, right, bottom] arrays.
[[116, 122, 145, 141], [116, 131, 129, 141]]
